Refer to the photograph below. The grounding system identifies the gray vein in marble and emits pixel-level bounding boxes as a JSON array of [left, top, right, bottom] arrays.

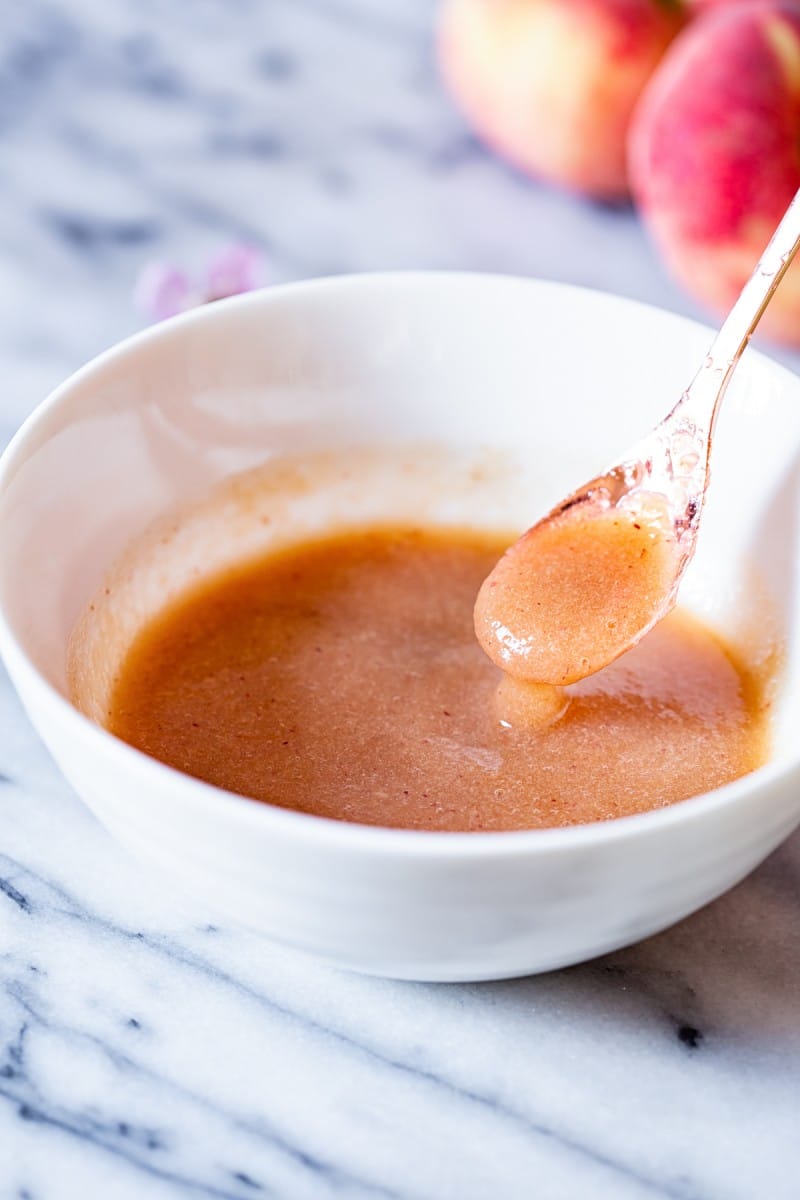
[[0, 851, 697, 1200]]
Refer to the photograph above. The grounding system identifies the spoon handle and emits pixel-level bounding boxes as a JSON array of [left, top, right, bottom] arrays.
[[681, 186, 800, 431]]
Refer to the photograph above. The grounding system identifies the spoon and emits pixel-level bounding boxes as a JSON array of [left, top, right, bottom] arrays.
[[475, 187, 800, 688]]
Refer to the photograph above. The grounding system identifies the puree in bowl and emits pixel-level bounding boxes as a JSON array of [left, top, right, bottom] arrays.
[[102, 527, 771, 832]]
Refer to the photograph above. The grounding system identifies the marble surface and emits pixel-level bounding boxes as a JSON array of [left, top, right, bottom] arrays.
[[2, 2, 800, 1196]]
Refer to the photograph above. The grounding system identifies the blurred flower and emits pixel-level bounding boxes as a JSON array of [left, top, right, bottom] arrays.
[[133, 262, 192, 321], [205, 243, 264, 302], [134, 243, 266, 322]]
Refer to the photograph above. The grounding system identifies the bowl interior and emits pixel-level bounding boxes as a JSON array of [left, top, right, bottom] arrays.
[[2, 274, 800, 764]]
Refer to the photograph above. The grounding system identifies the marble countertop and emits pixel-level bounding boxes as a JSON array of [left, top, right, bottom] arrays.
[[2, 2, 800, 1197]]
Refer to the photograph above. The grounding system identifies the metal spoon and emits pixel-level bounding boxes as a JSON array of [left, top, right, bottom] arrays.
[[475, 188, 800, 687]]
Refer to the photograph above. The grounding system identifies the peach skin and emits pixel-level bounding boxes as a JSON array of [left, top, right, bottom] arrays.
[[438, 0, 686, 199], [629, 3, 800, 345]]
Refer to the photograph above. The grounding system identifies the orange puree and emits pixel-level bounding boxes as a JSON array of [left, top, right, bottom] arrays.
[[105, 527, 769, 833], [474, 502, 680, 685]]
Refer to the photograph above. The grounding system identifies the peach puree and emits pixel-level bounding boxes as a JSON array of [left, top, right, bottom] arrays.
[[105, 527, 768, 833]]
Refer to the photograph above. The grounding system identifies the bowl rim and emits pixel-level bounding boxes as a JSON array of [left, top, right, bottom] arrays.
[[2, 269, 800, 861]]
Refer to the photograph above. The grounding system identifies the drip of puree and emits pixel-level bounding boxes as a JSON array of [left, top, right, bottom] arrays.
[[104, 527, 770, 832]]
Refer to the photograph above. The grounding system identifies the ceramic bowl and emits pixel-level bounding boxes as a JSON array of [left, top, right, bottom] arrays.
[[2, 273, 800, 982]]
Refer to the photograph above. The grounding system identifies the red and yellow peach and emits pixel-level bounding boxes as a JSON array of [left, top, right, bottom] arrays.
[[629, 4, 800, 344], [438, 0, 686, 199]]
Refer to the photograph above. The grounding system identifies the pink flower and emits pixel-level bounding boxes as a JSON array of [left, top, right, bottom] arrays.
[[205, 244, 264, 302], [133, 263, 192, 322], [134, 243, 266, 322]]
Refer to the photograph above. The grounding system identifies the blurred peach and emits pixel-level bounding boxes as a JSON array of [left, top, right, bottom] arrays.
[[438, 0, 685, 199], [629, 3, 800, 344]]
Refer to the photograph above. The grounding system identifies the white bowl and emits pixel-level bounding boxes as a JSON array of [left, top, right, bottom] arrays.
[[2, 273, 800, 982]]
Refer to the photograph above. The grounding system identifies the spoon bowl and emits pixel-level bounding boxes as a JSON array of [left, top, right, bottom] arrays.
[[477, 191, 800, 686]]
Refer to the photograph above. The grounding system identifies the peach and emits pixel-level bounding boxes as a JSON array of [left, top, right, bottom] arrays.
[[629, 4, 800, 344], [687, 0, 772, 9], [438, 0, 686, 199]]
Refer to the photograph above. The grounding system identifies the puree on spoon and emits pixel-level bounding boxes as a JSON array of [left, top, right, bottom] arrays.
[[474, 495, 680, 686]]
